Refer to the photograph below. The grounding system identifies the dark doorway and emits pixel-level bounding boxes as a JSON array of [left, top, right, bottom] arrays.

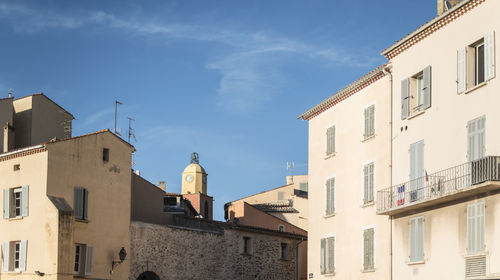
[[137, 271, 160, 280]]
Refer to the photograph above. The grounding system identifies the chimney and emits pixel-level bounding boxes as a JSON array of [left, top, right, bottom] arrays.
[[158, 181, 166, 191], [437, 0, 463, 16], [3, 123, 15, 153]]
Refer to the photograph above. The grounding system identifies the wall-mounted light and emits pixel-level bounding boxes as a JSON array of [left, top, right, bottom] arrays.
[[110, 247, 127, 274], [35, 271, 45, 276]]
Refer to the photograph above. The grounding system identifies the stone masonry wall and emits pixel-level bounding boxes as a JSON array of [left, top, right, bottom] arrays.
[[130, 221, 299, 280]]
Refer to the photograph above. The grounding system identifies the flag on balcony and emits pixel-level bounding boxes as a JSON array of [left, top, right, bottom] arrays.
[[425, 170, 429, 182], [397, 185, 405, 206]]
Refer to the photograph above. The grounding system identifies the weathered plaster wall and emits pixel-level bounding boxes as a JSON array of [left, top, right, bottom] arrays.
[[130, 221, 300, 280]]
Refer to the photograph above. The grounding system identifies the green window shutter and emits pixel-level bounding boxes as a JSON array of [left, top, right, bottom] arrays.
[[21, 186, 29, 217], [458, 47, 467, 94], [320, 238, 326, 274], [85, 245, 93, 275], [2, 241, 9, 271], [3, 189, 9, 219], [422, 66, 432, 109], [485, 31, 495, 81], [74, 188, 83, 219], [401, 78, 410, 119], [19, 240, 27, 272], [83, 189, 88, 220]]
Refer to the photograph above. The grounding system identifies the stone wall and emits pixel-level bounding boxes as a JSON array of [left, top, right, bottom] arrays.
[[130, 221, 301, 280]]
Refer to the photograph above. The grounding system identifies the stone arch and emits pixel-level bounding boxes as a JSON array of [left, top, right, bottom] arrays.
[[136, 271, 160, 280]]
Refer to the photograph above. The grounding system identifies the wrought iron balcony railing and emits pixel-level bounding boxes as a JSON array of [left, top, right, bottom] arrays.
[[377, 156, 500, 215]]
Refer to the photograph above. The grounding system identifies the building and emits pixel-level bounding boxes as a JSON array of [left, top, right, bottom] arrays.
[[377, 0, 500, 278], [224, 175, 309, 279], [181, 153, 213, 220], [298, 65, 392, 279], [300, 0, 500, 279]]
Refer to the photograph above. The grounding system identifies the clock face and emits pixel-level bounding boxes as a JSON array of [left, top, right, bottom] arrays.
[[186, 175, 194, 182]]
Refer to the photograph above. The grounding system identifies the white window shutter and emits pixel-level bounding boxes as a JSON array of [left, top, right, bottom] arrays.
[[468, 204, 476, 253], [478, 117, 486, 159], [327, 237, 335, 273], [458, 47, 467, 94], [331, 179, 335, 213], [478, 203, 485, 252], [364, 165, 369, 203], [417, 217, 424, 260], [3, 189, 9, 219], [364, 108, 369, 137], [370, 106, 375, 135], [485, 31, 495, 81], [19, 240, 27, 272], [2, 241, 9, 271], [369, 163, 375, 202], [423, 66, 431, 109], [401, 78, 410, 119], [320, 238, 326, 274], [410, 219, 416, 261], [21, 186, 29, 217], [83, 189, 88, 220], [331, 126, 336, 153], [85, 245, 93, 275]]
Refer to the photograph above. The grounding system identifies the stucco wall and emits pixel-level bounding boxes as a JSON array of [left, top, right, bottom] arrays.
[[0, 98, 13, 154], [130, 221, 301, 280], [131, 172, 174, 225]]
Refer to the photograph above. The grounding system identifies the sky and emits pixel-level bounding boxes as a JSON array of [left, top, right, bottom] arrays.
[[0, 0, 440, 220]]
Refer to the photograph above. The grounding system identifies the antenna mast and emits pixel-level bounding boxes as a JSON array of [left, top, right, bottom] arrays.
[[127, 117, 136, 143], [286, 161, 295, 183], [114, 100, 122, 136]]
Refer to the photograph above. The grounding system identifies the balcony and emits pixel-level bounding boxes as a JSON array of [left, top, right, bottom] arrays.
[[377, 156, 500, 217]]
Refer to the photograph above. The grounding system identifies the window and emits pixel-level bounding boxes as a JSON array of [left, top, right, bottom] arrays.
[[2, 240, 27, 272], [467, 116, 485, 161], [326, 126, 336, 156], [409, 141, 424, 202], [363, 228, 375, 271], [3, 186, 29, 219], [467, 202, 485, 254], [363, 163, 375, 204], [278, 225, 285, 232], [320, 236, 335, 274], [102, 148, 109, 162], [325, 178, 335, 216], [280, 243, 289, 260], [364, 105, 375, 138], [277, 191, 285, 202], [299, 182, 308, 192], [458, 32, 495, 94], [74, 187, 88, 221], [401, 66, 431, 119], [13, 164, 20, 171], [204, 201, 209, 219], [242, 237, 252, 255], [74, 244, 93, 276], [409, 216, 424, 262]]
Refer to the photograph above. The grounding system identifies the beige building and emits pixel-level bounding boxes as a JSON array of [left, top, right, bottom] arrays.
[[377, 0, 500, 279], [299, 65, 392, 279]]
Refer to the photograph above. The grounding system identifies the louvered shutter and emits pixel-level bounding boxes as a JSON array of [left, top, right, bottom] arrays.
[[330, 179, 335, 214], [19, 240, 27, 272], [485, 31, 495, 81], [3, 189, 9, 219], [363, 229, 374, 270], [364, 108, 370, 137], [21, 186, 29, 217], [410, 218, 416, 261], [326, 181, 331, 215], [477, 117, 485, 159], [369, 164, 374, 202], [320, 239, 326, 274], [468, 120, 477, 161], [370, 106, 375, 136], [477, 203, 485, 253], [401, 78, 410, 119], [416, 217, 424, 261], [2, 241, 9, 271], [85, 245, 93, 275], [467, 204, 476, 253], [83, 189, 88, 220], [74, 188, 83, 219], [416, 142, 424, 200], [327, 237, 335, 273], [422, 66, 431, 109], [363, 165, 369, 203], [326, 126, 335, 155], [458, 47, 467, 94]]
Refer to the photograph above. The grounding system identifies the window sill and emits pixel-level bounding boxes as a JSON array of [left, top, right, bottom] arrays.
[[464, 252, 487, 258], [362, 135, 376, 142], [240, 253, 253, 257], [8, 216, 24, 221], [407, 260, 425, 265], [324, 153, 336, 160], [464, 80, 489, 95], [407, 110, 425, 120], [361, 202, 375, 208], [75, 219, 90, 223], [362, 268, 376, 273], [321, 272, 335, 277], [324, 213, 335, 219]]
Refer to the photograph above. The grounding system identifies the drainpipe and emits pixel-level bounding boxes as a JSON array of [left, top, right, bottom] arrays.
[[295, 238, 304, 280], [384, 64, 394, 280]]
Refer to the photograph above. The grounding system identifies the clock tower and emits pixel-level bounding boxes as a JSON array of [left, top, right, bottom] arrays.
[[181, 152, 208, 195]]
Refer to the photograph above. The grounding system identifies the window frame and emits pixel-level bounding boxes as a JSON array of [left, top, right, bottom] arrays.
[[74, 187, 89, 221], [13, 188, 22, 218], [467, 202, 485, 255], [362, 226, 376, 271], [242, 236, 252, 255], [13, 241, 21, 271], [409, 216, 425, 263], [280, 243, 289, 260], [363, 104, 376, 139], [325, 124, 336, 157], [278, 224, 285, 232], [74, 244, 82, 274], [474, 41, 485, 86], [362, 162, 376, 205], [320, 234, 336, 275]]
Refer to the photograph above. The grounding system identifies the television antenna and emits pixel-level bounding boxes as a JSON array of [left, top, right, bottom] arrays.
[[8, 89, 13, 98], [286, 161, 295, 182], [114, 100, 122, 136], [444, 0, 453, 11], [127, 117, 136, 143]]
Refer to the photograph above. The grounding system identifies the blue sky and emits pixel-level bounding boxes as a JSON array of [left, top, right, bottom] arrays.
[[0, 0, 439, 220]]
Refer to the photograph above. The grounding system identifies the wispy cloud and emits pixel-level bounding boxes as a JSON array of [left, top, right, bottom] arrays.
[[0, 3, 382, 114]]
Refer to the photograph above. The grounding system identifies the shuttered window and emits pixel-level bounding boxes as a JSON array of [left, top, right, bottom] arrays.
[[467, 202, 485, 254], [74, 187, 89, 221], [2, 241, 9, 271], [364, 105, 375, 138], [401, 78, 409, 119], [422, 66, 431, 110], [325, 178, 335, 215], [410, 141, 424, 202], [467, 116, 486, 162], [458, 47, 467, 94], [363, 163, 375, 204], [409, 216, 424, 262], [363, 228, 375, 270], [484, 31, 495, 81], [85, 245, 93, 275], [326, 126, 336, 155], [3, 186, 29, 219], [2, 240, 27, 272], [320, 237, 335, 274]]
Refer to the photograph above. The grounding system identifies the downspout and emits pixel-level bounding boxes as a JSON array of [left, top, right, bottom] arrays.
[[383, 64, 394, 280], [295, 238, 304, 280]]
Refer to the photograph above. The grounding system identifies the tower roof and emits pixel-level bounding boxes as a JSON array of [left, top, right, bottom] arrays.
[[183, 163, 206, 174]]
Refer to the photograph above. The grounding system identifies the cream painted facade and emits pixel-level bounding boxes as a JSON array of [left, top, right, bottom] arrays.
[[380, 0, 500, 278], [301, 69, 392, 279], [1, 130, 134, 280]]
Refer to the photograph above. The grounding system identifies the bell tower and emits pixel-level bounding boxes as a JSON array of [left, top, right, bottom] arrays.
[[181, 152, 208, 195]]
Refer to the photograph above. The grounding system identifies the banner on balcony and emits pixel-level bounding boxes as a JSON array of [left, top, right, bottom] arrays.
[[397, 185, 405, 206]]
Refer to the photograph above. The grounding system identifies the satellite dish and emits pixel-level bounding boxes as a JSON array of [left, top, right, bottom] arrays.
[[444, 0, 453, 11]]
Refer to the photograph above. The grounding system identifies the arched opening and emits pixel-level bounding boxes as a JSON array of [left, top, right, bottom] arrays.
[[204, 200, 209, 219], [137, 271, 160, 280]]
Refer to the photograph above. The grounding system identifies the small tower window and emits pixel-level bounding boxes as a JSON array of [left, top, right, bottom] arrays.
[[204, 201, 209, 219], [103, 148, 110, 162]]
